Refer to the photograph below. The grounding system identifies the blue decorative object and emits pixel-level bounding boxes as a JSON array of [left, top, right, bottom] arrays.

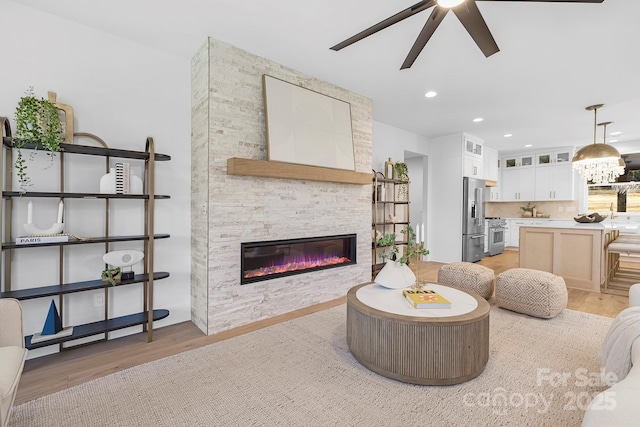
[[42, 300, 63, 335]]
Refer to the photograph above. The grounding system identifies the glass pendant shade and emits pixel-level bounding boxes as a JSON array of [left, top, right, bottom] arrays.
[[572, 105, 624, 185], [438, 0, 465, 8]]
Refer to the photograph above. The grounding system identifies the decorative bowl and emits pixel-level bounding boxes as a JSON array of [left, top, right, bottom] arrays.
[[574, 213, 608, 223]]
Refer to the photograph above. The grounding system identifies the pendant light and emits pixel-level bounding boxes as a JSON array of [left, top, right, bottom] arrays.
[[599, 121, 626, 170], [572, 104, 625, 185]]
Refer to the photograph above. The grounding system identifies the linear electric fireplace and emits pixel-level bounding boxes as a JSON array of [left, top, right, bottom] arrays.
[[241, 234, 356, 285]]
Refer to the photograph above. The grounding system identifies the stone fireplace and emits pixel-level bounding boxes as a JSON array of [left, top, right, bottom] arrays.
[[191, 38, 372, 335]]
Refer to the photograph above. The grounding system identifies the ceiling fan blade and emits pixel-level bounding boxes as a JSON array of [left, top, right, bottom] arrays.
[[330, 0, 437, 51], [401, 7, 448, 69], [479, 0, 603, 3], [452, 1, 499, 58]]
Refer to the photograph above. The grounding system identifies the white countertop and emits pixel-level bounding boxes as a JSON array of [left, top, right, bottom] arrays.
[[502, 217, 640, 233]]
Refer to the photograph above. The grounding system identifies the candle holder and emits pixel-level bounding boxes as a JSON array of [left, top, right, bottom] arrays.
[[24, 222, 64, 236], [24, 200, 64, 235]]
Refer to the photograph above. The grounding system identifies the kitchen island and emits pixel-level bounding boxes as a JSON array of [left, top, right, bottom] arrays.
[[519, 222, 617, 292]]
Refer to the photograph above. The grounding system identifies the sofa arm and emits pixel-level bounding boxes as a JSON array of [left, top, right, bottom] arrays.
[[630, 284, 640, 307], [0, 299, 24, 349]]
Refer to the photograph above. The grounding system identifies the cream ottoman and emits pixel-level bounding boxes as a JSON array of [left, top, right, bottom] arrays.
[[495, 268, 567, 319], [437, 262, 495, 300]]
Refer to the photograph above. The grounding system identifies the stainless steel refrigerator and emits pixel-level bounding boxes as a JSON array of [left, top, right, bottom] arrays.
[[462, 177, 486, 262]]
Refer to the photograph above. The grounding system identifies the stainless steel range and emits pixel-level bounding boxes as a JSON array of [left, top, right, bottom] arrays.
[[486, 217, 506, 256]]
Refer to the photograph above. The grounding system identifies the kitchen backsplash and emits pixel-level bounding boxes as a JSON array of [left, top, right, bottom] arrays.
[[486, 201, 579, 219]]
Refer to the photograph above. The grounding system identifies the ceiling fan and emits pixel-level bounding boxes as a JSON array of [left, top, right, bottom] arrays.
[[330, 0, 604, 69]]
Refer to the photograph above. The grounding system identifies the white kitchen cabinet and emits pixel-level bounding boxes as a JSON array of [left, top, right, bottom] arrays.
[[536, 148, 573, 167], [483, 146, 499, 182], [501, 168, 535, 202], [465, 134, 483, 157], [535, 164, 575, 201], [463, 134, 484, 178], [502, 153, 534, 169], [464, 155, 483, 178], [508, 219, 538, 247], [509, 220, 520, 247], [504, 223, 511, 248], [488, 185, 500, 201]]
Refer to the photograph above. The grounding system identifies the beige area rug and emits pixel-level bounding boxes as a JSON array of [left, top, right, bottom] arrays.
[[10, 305, 613, 427]]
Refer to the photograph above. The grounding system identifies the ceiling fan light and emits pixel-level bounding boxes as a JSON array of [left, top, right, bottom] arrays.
[[437, 0, 465, 8]]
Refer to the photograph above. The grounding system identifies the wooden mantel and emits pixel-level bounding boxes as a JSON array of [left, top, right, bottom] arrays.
[[226, 157, 371, 185]]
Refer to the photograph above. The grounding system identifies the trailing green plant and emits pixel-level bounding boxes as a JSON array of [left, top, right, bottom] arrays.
[[378, 226, 429, 266], [13, 87, 63, 191], [376, 232, 396, 247], [399, 225, 429, 266], [394, 162, 409, 200], [376, 232, 399, 262], [379, 245, 399, 262]]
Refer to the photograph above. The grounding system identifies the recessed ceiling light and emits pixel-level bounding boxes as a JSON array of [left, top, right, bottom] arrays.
[[524, 144, 533, 148], [610, 131, 623, 136], [473, 118, 483, 123], [424, 91, 437, 98], [609, 139, 619, 143], [504, 134, 513, 138]]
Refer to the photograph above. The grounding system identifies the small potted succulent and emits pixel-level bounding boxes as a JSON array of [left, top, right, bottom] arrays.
[[101, 267, 122, 286]]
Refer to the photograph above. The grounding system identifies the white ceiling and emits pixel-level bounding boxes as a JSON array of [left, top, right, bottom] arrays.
[[12, 0, 640, 153]]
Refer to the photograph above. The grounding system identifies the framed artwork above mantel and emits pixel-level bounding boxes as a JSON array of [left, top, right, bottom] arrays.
[[262, 74, 356, 171]]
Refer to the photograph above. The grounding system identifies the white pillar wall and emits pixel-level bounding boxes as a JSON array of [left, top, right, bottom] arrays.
[[191, 38, 372, 335]]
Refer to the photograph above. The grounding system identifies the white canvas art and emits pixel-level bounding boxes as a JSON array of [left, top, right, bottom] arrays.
[[263, 75, 355, 170]]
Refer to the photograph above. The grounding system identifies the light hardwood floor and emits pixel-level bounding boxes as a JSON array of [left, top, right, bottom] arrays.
[[15, 250, 629, 405]]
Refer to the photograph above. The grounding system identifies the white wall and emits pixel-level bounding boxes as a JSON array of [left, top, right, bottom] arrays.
[[406, 155, 428, 257], [372, 121, 430, 172], [0, 2, 191, 357], [428, 133, 465, 263]]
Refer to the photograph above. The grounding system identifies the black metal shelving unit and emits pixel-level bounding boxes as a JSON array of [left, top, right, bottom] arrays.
[[371, 171, 410, 279], [1, 116, 171, 350]]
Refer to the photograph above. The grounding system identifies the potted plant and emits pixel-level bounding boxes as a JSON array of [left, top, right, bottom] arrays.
[[13, 87, 63, 191], [101, 267, 122, 286], [394, 162, 409, 200], [520, 202, 536, 218], [374, 225, 429, 289]]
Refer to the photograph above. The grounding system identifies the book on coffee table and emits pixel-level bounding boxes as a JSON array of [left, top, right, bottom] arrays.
[[403, 289, 451, 309]]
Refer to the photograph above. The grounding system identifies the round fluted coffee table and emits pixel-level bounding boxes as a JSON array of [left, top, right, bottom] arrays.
[[346, 282, 490, 385]]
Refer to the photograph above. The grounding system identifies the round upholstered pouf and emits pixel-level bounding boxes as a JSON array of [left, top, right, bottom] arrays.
[[437, 262, 495, 300], [495, 268, 568, 319]]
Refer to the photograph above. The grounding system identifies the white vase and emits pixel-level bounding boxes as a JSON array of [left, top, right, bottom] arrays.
[[130, 175, 143, 195], [99, 168, 143, 194], [99, 168, 116, 194], [374, 260, 416, 289]]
